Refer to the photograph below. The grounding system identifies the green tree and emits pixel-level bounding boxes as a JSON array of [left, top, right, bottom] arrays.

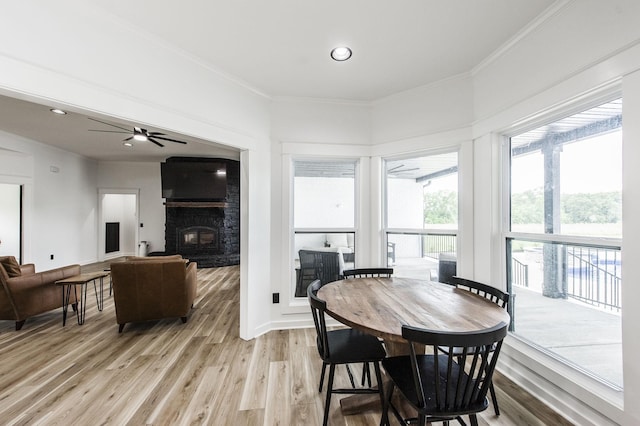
[[562, 192, 621, 223], [510, 189, 621, 224], [424, 190, 457, 225], [511, 188, 544, 224]]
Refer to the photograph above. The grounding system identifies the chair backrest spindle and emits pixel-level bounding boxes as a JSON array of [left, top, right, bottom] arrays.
[[400, 322, 508, 416]]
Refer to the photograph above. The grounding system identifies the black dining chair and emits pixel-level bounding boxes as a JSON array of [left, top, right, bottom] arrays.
[[342, 267, 394, 278], [381, 321, 509, 426], [438, 276, 510, 416], [307, 280, 386, 426]]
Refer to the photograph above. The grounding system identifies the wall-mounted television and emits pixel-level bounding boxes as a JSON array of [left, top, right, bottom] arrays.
[[161, 160, 227, 200]]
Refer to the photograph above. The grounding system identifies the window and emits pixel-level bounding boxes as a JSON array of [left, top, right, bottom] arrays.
[[385, 152, 458, 281], [292, 160, 356, 297], [506, 98, 622, 388]]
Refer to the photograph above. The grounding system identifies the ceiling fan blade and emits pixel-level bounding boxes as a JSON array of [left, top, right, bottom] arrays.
[[123, 136, 134, 141], [87, 117, 132, 132], [152, 135, 187, 145], [148, 132, 165, 136], [88, 129, 131, 134], [148, 137, 164, 147]]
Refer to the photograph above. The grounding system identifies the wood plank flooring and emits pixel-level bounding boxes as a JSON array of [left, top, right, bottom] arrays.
[[0, 263, 574, 425]]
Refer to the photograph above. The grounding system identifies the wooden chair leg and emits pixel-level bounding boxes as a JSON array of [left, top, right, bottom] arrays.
[[118, 323, 125, 333], [15, 320, 25, 331], [181, 316, 187, 324]]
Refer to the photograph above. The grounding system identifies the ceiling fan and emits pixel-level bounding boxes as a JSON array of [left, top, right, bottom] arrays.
[[88, 117, 187, 147]]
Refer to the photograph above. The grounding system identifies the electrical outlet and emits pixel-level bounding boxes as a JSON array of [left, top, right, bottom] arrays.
[[50, 254, 54, 260], [272, 293, 280, 304]]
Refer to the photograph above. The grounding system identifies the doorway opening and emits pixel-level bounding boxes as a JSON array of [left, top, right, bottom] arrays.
[[99, 190, 139, 260], [0, 183, 22, 263]]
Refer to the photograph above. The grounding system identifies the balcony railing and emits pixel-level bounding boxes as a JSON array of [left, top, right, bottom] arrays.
[[512, 257, 529, 287], [566, 246, 621, 311], [510, 240, 621, 312], [422, 234, 456, 259]]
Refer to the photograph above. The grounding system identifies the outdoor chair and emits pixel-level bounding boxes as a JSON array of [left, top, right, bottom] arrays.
[[438, 276, 510, 416], [381, 321, 509, 426], [307, 280, 386, 426], [296, 249, 342, 297]]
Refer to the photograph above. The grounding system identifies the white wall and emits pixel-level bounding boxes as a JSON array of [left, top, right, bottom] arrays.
[[97, 162, 165, 252], [0, 131, 98, 268], [271, 98, 371, 145], [473, 0, 640, 123], [372, 74, 474, 144]]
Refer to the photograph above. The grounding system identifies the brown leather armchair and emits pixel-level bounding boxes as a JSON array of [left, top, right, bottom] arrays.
[[0, 256, 81, 330], [110, 257, 197, 333]]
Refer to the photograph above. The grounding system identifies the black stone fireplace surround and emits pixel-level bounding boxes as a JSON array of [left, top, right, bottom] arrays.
[[161, 158, 240, 268]]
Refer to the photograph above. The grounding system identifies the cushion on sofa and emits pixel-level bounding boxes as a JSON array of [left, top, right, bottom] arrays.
[[326, 233, 349, 249], [0, 256, 22, 277]]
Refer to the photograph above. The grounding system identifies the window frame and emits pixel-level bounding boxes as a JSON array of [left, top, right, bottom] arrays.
[[501, 93, 624, 392], [382, 148, 462, 276], [290, 157, 360, 299]]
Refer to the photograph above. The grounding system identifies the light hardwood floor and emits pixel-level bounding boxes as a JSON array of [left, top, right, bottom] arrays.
[[0, 263, 574, 425]]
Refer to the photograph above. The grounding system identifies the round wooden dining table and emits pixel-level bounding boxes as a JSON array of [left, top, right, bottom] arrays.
[[317, 276, 511, 415]]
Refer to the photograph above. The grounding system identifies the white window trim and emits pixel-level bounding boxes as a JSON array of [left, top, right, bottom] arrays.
[[497, 90, 625, 422], [280, 155, 361, 314], [382, 145, 468, 275]]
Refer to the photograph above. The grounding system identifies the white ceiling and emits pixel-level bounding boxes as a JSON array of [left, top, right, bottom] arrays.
[[1, 0, 556, 162], [92, 0, 555, 101]]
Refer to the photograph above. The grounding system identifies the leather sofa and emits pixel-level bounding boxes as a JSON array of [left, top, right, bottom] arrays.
[[110, 256, 197, 333], [0, 256, 81, 330]]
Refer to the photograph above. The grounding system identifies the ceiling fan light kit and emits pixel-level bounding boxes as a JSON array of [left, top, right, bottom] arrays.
[[87, 117, 188, 148], [132, 128, 148, 142]]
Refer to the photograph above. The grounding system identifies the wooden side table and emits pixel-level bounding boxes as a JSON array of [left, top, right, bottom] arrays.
[[55, 271, 110, 325]]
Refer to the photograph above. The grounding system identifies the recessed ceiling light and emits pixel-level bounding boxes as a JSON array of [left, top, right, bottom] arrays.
[[331, 46, 352, 61], [50, 108, 67, 115], [123, 141, 133, 147]]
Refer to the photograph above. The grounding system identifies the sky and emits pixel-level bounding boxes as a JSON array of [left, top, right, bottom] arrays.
[[511, 130, 622, 194]]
